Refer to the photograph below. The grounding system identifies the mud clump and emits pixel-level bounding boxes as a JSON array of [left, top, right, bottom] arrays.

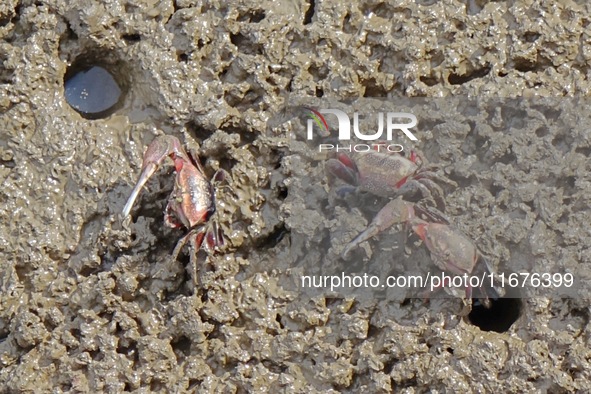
[[1, 1, 590, 392]]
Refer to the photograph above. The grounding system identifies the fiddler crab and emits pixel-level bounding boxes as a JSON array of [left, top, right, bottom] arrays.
[[326, 149, 455, 210], [328, 148, 498, 312], [122, 135, 225, 282]]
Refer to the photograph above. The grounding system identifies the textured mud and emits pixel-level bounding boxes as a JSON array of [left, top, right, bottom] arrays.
[[1, 0, 591, 392]]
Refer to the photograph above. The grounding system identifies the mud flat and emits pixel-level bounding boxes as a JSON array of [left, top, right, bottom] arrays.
[[1, 1, 590, 392]]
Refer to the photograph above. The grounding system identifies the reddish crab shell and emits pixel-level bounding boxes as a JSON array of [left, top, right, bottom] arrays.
[[326, 148, 455, 209], [412, 222, 478, 276], [167, 154, 215, 230], [411, 220, 496, 306]]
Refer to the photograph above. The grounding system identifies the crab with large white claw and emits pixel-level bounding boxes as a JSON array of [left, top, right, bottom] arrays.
[[122, 135, 226, 283], [343, 198, 499, 312]]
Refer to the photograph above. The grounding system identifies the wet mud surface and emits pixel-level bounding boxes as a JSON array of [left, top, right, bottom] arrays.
[[1, 0, 591, 392]]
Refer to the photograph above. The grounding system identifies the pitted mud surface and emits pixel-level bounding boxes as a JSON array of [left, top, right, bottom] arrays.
[[1, 0, 591, 392]]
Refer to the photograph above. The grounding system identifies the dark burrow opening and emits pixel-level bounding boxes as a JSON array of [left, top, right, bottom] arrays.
[[468, 286, 523, 333]]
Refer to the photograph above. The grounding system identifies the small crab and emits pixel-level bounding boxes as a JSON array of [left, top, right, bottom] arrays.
[[122, 135, 225, 281], [326, 148, 456, 209], [343, 198, 498, 312]]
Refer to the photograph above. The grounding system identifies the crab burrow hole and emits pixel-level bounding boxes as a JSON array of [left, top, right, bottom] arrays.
[[468, 284, 523, 333], [64, 55, 129, 119]]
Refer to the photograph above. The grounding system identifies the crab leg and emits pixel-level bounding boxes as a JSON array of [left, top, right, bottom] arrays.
[[326, 153, 360, 186], [122, 135, 188, 217], [169, 222, 223, 286]]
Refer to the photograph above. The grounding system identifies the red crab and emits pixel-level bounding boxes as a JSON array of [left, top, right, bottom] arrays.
[[326, 148, 456, 209], [343, 198, 498, 311], [122, 135, 224, 276]]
